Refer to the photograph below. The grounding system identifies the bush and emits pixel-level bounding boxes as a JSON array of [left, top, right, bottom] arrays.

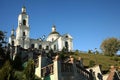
[[111, 56, 120, 62], [89, 60, 95, 67], [75, 50, 79, 55]]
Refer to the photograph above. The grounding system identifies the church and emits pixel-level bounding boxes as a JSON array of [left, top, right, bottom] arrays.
[[9, 6, 73, 51], [7, 6, 120, 80]]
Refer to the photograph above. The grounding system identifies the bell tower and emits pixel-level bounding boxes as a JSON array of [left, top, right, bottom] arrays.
[[9, 28, 15, 46], [16, 6, 30, 49]]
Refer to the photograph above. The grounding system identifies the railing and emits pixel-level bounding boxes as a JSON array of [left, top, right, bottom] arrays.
[[61, 63, 73, 72], [76, 64, 93, 80], [41, 63, 54, 77]]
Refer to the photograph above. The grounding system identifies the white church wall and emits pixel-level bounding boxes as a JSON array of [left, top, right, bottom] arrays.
[[51, 41, 58, 51], [47, 34, 60, 42], [57, 37, 63, 51]]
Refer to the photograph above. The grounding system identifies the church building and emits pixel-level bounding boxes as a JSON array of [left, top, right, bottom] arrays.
[[9, 6, 73, 51]]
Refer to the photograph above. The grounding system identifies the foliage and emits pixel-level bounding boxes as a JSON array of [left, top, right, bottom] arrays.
[[88, 50, 92, 54], [61, 47, 66, 53], [95, 50, 99, 54], [74, 50, 79, 55], [24, 59, 35, 80], [0, 30, 4, 47], [61, 47, 68, 53], [0, 60, 16, 80], [0, 30, 6, 64], [78, 53, 120, 71], [14, 71, 24, 80], [0, 47, 5, 60], [89, 60, 95, 67], [100, 37, 120, 56], [111, 56, 120, 62], [13, 54, 23, 70], [48, 49, 56, 59]]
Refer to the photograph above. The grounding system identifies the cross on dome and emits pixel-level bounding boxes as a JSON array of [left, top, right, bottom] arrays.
[[22, 6, 26, 13], [52, 24, 56, 32]]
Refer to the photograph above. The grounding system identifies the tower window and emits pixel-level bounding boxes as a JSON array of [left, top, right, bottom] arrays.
[[54, 45, 56, 50], [65, 41, 69, 51], [23, 32, 25, 36], [12, 41, 14, 46], [52, 38, 54, 41], [46, 46, 49, 50], [31, 44, 34, 48], [23, 19, 26, 25], [39, 45, 42, 49], [66, 35, 68, 38]]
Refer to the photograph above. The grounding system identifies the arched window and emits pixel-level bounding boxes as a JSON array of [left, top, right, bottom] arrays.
[[46, 46, 49, 50], [52, 38, 54, 41], [54, 45, 56, 50], [12, 41, 14, 46], [65, 35, 68, 38], [31, 44, 34, 48], [39, 45, 42, 49], [65, 41, 69, 51], [23, 19, 26, 25], [23, 32, 25, 36]]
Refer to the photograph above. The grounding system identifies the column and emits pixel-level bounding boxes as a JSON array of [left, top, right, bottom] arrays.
[[54, 55, 61, 80], [70, 56, 77, 79], [35, 55, 42, 78]]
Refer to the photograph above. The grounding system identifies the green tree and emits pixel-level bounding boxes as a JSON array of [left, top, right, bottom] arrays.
[[75, 50, 79, 55], [0, 60, 15, 80], [13, 54, 23, 70], [0, 30, 5, 61], [24, 59, 35, 80], [100, 37, 120, 56], [89, 60, 95, 67], [0, 30, 4, 47], [88, 50, 92, 54]]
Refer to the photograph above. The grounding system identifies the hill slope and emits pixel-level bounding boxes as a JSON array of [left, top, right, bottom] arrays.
[[78, 53, 120, 72]]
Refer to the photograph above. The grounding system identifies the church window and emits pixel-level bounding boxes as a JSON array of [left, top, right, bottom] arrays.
[[12, 41, 14, 46], [31, 44, 34, 48], [39, 45, 42, 49], [23, 32, 25, 36], [66, 35, 68, 38], [65, 41, 69, 51], [46, 46, 49, 50], [54, 45, 56, 50], [23, 19, 26, 25], [52, 38, 54, 41]]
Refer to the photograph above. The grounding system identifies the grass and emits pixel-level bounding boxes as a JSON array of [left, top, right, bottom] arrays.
[[76, 53, 120, 72], [63, 52, 120, 72]]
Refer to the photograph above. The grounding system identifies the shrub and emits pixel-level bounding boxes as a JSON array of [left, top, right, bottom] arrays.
[[89, 60, 95, 67]]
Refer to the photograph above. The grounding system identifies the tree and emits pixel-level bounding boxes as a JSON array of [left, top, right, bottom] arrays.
[[89, 60, 95, 67], [0, 30, 6, 65], [0, 30, 4, 47], [0, 60, 16, 80], [75, 50, 79, 55], [88, 50, 92, 54], [13, 54, 23, 70], [24, 59, 35, 80], [100, 37, 120, 56]]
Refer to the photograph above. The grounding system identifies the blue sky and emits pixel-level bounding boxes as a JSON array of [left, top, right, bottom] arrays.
[[0, 0, 120, 52]]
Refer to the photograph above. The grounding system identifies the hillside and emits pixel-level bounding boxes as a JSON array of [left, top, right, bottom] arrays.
[[73, 53, 120, 73]]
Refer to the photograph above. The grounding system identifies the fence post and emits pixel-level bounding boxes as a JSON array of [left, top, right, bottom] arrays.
[[54, 55, 61, 80], [35, 55, 42, 78], [70, 56, 77, 79]]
